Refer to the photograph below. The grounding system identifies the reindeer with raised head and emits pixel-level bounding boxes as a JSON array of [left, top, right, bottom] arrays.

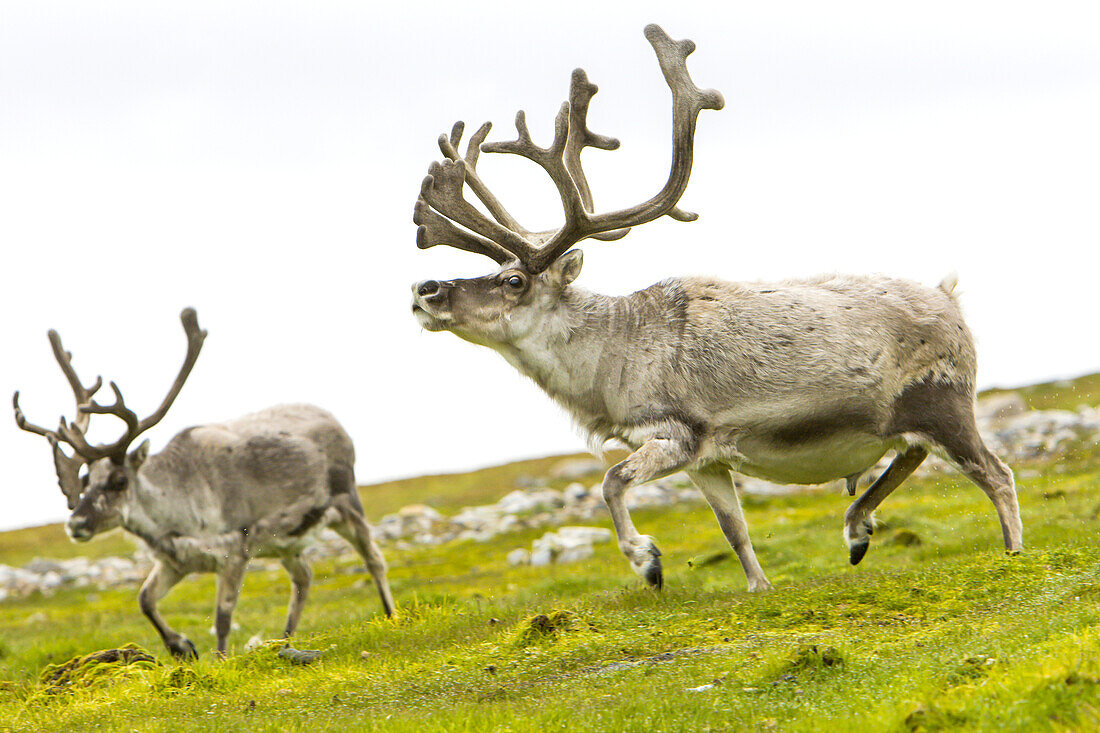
[[14, 309, 395, 658], [410, 24, 1022, 591]]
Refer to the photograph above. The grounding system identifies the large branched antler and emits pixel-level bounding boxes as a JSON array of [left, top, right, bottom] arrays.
[[62, 308, 207, 463], [413, 121, 520, 264], [12, 329, 104, 437], [13, 329, 106, 508], [562, 69, 630, 243], [413, 24, 723, 273], [14, 308, 207, 471]]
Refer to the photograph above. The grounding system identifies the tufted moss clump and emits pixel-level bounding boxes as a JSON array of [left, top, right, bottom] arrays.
[[512, 610, 592, 647], [778, 643, 846, 676], [945, 654, 998, 686], [37, 644, 159, 695], [890, 529, 924, 547]]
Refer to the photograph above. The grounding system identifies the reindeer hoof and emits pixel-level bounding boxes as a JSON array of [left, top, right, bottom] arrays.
[[629, 538, 663, 590], [844, 516, 875, 566], [168, 637, 198, 660], [849, 540, 870, 566], [643, 558, 664, 590]]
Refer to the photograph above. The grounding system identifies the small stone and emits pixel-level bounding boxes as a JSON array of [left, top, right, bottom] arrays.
[[625, 484, 672, 510], [397, 504, 443, 520], [563, 483, 590, 504], [529, 547, 554, 567], [556, 526, 612, 544], [507, 548, 531, 566], [686, 681, 719, 692], [557, 544, 594, 564], [278, 647, 322, 664], [359, 651, 371, 661]]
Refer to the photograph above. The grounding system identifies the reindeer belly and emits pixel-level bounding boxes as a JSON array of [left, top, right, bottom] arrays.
[[723, 432, 891, 485]]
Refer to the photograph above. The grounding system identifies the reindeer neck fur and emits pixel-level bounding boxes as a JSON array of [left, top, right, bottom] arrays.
[[116, 434, 246, 568], [497, 279, 689, 444]]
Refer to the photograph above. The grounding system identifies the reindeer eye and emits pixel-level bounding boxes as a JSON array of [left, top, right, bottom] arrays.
[[504, 275, 525, 290], [106, 472, 128, 492]]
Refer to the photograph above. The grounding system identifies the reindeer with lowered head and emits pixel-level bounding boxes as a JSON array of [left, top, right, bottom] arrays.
[[14, 309, 395, 657], [410, 24, 1022, 591]]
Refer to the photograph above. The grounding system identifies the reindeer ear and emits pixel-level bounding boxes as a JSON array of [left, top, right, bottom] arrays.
[[127, 439, 150, 469], [547, 249, 583, 287]]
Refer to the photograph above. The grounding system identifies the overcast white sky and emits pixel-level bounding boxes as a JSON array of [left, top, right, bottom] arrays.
[[2, 1, 1098, 531]]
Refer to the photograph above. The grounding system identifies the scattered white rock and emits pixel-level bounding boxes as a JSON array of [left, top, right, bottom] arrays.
[[556, 526, 613, 545], [497, 489, 564, 514], [625, 484, 673, 510], [563, 483, 590, 504], [687, 681, 720, 692], [513, 526, 612, 567], [557, 544, 595, 564], [506, 548, 531, 566], [244, 634, 265, 652], [529, 547, 554, 567], [976, 392, 1028, 421]]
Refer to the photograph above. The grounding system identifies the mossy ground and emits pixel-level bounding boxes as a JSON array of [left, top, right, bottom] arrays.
[[0, 373, 1097, 732]]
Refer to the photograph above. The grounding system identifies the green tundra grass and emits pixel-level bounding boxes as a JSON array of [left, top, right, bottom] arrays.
[[0, 374, 1098, 732]]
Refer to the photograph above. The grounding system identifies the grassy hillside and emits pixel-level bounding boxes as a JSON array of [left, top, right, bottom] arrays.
[[0, 373, 1098, 732], [980, 371, 1100, 412]]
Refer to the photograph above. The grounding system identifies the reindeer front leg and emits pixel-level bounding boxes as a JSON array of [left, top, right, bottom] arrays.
[[602, 434, 695, 589], [138, 561, 195, 659]]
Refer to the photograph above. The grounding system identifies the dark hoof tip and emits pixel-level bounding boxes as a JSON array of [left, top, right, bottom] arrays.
[[170, 638, 198, 661], [849, 541, 870, 566], [1005, 549, 1021, 557], [644, 561, 664, 590]]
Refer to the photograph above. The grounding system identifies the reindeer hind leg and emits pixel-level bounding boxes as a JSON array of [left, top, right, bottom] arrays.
[[843, 446, 928, 565], [214, 561, 246, 657], [332, 493, 396, 617], [926, 428, 1022, 554], [279, 554, 313, 638], [888, 378, 1023, 555]]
